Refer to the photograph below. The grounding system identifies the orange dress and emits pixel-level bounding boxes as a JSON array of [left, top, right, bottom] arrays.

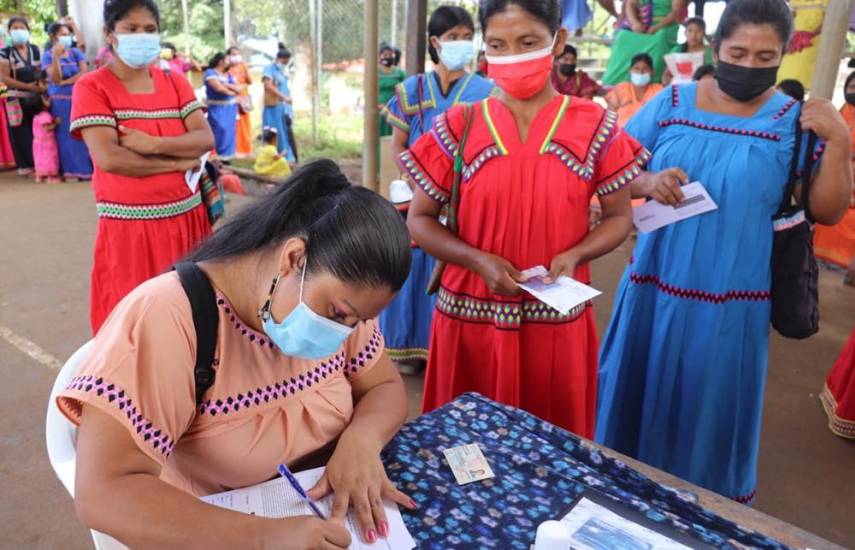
[[59, 272, 384, 495], [813, 103, 855, 268], [606, 82, 664, 127], [229, 63, 253, 157]]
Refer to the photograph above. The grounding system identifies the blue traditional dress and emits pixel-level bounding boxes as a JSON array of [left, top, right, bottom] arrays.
[[204, 69, 238, 159], [380, 71, 494, 362], [596, 83, 821, 504], [261, 63, 296, 162], [42, 47, 92, 179]]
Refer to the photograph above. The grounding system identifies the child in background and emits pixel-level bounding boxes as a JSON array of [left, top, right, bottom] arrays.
[[32, 93, 60, 183], [253, 127, 291, 179]]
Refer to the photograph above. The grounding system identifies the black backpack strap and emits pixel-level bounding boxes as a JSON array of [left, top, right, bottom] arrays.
[[800, 132, 819, 223], [174, 262, 219, 407], [778, 111, 804, 216]]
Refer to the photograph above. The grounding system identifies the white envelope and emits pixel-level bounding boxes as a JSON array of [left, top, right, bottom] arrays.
[[632, 181, 718, 233]]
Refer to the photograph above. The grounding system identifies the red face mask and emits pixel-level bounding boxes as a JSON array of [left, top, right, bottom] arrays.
[[486, 43, 556, 99]]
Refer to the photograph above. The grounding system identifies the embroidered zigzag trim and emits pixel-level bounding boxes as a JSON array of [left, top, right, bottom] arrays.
[[180, 99, 203, 118], [431, 112, 458, 159], [820, 384, 855, 439], [115, 108, 181, 120], [772, 98, 798, 120], [671, 85, 679, 107], [382, 105, 410, 132], [595, 148, 651, 196], [96, 193, 202, 220], [733, 490, 756, 505], [65, 376, 176, 457], [629, 272, 771, 303], [658, 118, 781, 141], [462, 146, 502, 182], [70, 114, 117, 132], [198, 326, 382, 417], [398, 150, 449, 203], [437, 287, 589, 330]]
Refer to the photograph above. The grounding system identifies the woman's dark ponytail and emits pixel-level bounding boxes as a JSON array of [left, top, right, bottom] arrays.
[[187, 160, 412, 291]]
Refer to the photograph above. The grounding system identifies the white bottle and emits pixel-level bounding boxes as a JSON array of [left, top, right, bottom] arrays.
[[532, 520, 573, 550]]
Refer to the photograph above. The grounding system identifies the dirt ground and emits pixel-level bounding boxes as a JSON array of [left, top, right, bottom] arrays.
[[0, 174, 853, 549]]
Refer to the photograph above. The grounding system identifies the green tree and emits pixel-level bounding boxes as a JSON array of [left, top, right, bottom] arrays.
[[2, 0, 57, 45], [158, 0, 225, 62]]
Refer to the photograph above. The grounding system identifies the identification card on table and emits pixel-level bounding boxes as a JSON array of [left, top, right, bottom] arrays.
[[518, 266, 602, 315], [632, 181, 718, 234], [443, 443, 495, 485]]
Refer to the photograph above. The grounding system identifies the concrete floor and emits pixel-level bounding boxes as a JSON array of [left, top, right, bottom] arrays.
[[0, 174, 853, 549]]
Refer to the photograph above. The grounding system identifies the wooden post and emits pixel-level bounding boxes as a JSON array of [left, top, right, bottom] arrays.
[[405, 0, 427, 76], [810, 0, 855, 99], [55, 0, 69, 17], [181, 0, 190, 54], [363, 0, 380, 189], [224, 0, 232, 48]]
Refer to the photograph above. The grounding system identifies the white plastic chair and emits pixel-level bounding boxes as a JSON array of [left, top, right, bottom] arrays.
[[46, 340, 128, 550]]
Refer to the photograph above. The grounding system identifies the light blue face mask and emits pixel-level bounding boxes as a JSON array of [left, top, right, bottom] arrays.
[[259, 262, 355, 360], [10, 29, 29, 45], [630, 71, 652, 87], [58, 35, 73, 49], [114, 33, 161, 69], [438, 40, 474, 72]]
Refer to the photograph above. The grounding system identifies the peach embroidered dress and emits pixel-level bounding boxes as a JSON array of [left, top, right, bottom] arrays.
[[58, 272, 384, 496]]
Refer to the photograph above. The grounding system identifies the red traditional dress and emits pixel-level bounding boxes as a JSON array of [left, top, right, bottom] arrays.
[[821, 329, 855, 439], [400, 95, 648, 437], [71, 66, 211, 334]]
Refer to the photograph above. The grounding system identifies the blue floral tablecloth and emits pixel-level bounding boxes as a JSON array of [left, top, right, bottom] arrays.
[[382, 393, 790, 550]]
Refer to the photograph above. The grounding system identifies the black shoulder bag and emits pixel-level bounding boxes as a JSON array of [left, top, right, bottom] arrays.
[[770, 120, 819, 339], [174, 262, 219, 406]]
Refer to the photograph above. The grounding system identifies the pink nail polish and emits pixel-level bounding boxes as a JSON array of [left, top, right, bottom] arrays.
[[408, 498, 417, 508], [366, 529, 377, 543], [380, 521, 389, 537]]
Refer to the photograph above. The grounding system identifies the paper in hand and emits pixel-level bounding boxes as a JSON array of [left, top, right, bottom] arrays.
[[518, 266, 602, 315], [185, 151, 211, 193], [443, 443, 495, 485], [632, 181, 718, 234]]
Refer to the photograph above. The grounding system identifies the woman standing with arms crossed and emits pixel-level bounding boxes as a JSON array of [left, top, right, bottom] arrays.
[[380, 5, 494, 369], [72, 0, 214, 333], [597, 0, 852, 504], [406, 0, 646, 436], [0, 17, 45, 176], [205, 52, 242, 160], [43, 22, 93, 181]]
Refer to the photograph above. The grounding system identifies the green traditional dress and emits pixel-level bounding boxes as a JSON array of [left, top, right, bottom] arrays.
[[379, 67, 407, 137], [602, 0, 681, 85]]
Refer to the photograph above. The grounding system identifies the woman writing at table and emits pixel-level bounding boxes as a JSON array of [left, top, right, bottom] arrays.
[[405, 0, 646, 436], [60, 161, 416, 549], [72, 0, 215, 334], [597, 0, 851, 504]]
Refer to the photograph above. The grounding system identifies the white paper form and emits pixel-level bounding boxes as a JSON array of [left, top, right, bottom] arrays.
[[200, 467, 416, 550], [632, 182, 718, 234], [518, 266, 602, 315], [184, 151, 211, 193]]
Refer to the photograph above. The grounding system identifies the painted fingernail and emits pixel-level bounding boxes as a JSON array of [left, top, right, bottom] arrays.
[[380, 521, 389, 537], [408, 498, 418, 508], [366, 529, 377, 543]]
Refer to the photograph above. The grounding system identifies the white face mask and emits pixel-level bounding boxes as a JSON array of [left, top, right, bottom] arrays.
[[229, 54, 242, 65]]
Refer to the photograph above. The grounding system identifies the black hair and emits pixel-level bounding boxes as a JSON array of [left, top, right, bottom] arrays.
[[103, 0, 161, 32], [479, 0, 562, 36], [393, 47, 402, 66], [162, 41, 177, 53], [685, 16, 706, 32], [379, 42, 394, 55], [845, 71, 855, 90], [7, 16, 29, 31], [630, 53, 654, 70], [262, 127, 279, 144], [227, 46, 240, 55], [47, 22, 72, 38], [427, 5, 475, 64], [558, 43, 577, 59], [777, 78, 805, 102], [692, 64, 716, 81], [187, 160, 412, 291], [713, 0, 792, 54], [208, 52, 226, 70], [277, 48, 292, 61]]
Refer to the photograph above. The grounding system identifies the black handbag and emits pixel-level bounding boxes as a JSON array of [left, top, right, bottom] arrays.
[[770, 119, 819, 339]]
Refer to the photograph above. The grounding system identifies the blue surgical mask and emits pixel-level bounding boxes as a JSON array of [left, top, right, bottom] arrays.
[[58, 35, 73, 49], [630, 71, 652, 87], [114, 33, 161, 69], [10, 29, 29, 45], [260, 262, 355, 360], [439, 40, 474, 72]]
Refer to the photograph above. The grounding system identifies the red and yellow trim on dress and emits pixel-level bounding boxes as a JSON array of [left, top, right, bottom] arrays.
[[819, 384, 855, 439], [437, 286, 590, 330]]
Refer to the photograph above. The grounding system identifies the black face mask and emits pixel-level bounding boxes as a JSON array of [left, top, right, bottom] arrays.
[[380, 58, 394, 67], [714, 61, 779, 102], [559, 63, 576, 77], [846, 91, 855, 106]]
